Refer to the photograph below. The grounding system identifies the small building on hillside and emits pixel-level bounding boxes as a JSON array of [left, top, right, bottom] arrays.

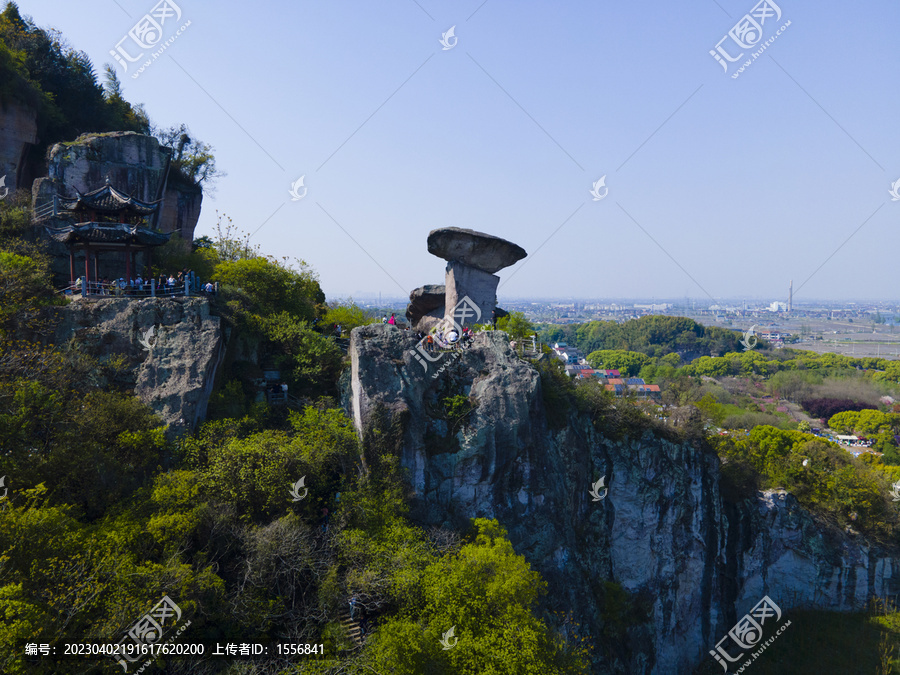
[[31, 132, 202, 287], [552, 342, 587, 366], [44, 179, 170, 291]]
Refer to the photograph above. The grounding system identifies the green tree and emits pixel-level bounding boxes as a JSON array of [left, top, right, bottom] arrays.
[[0, 249, 58, 335], [829, 411, 860, 434], [153, 123, 224, 193], [497, 311, 534, 343], [694, 393, 726, 426], [369, 519, 588, 674], [325, 300, 374, 333], [586, 350, 651, 377], [216, 256, 324, 323], [260, 313, 343, 397]]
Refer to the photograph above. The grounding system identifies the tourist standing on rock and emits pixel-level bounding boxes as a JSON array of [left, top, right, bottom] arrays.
[[388, 313, 396, 325], [381, 316, 388, 324], [491, 308, 497, 329]]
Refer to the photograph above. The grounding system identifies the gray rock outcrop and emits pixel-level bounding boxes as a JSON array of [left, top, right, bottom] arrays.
[[348, 325, 900, 674], [405, 284, 446, 332], [50, 297, 224, 432], [33, 132, 202, 239], [427, 227, 526, 274], [443, 261, 499, 327], [408, 228, 526, 332], [0, 101, 38, 192]]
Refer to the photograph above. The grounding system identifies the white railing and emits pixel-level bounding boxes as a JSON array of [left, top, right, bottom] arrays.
[[58, 279, 219, 298], [32, 196, 58, 222]]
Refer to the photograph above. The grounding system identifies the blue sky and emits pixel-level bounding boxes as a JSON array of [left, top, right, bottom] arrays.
[[22, 0, 900, 303]]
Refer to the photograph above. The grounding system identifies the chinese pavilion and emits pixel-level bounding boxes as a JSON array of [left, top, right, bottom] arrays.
[[44, 179, 171, 289]]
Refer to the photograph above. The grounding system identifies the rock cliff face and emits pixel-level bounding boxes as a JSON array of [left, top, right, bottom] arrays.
[[50, 297, 224, 431], [348, 325, 899, 674], [0, 101, 38, 191], [32, 132, 201, 239]]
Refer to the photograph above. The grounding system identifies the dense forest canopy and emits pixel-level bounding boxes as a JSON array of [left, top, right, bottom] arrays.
[[0, 3, 148, 145]]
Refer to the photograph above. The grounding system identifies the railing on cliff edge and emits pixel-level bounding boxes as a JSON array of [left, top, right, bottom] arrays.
[[32, 196, 58, 222], [56, 279, 219, 299]]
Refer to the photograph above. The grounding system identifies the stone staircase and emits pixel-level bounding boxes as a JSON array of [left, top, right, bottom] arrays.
[[338, 605, 364, 648]]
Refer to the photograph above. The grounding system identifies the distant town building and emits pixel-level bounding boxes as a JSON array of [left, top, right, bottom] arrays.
[[552, 343, 587, 366]]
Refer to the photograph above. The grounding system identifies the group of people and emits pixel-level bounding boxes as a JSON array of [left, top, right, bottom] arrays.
[[71, 268, 218, 297], [417, 325, 474, 352]]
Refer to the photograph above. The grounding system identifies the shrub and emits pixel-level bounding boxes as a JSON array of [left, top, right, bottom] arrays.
[[802, 398, 876, 420]]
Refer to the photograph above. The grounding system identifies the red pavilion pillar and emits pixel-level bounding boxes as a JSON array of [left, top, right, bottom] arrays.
[[83, 245, 90, 295]]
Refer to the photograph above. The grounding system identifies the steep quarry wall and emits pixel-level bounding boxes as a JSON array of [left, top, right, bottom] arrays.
[[50, 297, 224, 431], [0, 101, 38, 191], [349, 325, 900, 674]]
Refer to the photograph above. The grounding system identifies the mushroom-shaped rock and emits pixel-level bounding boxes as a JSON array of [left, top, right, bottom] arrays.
[[427, 227, 526, 274]]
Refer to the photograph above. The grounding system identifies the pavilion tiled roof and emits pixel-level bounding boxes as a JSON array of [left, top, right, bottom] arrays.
[[45, 222, 171, 246], [58, 180, 162, 216]]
